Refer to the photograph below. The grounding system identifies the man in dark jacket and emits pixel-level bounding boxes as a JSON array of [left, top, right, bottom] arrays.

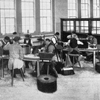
[[40, 38, 58, 77]]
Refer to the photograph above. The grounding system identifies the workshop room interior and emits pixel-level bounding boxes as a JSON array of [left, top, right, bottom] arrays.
[[0, 0, 100, 100]]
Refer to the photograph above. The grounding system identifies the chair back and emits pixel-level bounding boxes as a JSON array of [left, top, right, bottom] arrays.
[[68, 48, 80, 65]]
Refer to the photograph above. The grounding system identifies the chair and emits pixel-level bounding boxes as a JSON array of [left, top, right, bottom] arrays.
[[0, 48, 24, 86], [2, 56, 25, 86], [2, 55, 9, 78], [68, 52, 81, 68], [11, 59, 25, 86], [11, 66, 24, 86], [66, 38, 82, 68], [0, 47, 9, 78], [39, 52, 58, 77]]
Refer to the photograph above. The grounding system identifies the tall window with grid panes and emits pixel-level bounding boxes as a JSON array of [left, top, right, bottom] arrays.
[[0, 0, 15, 35], [67, 0, 100, 34], [21, 0, 35, 34], [40, 0, 52, 32]]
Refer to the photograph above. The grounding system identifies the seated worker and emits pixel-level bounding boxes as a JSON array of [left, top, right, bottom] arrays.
[[44, 38, 55, 53], [87, 34, 97, 48], [39, 38, 60, 61], [40, 38, 58, 77], [28, 37, 45, 70], [66, 32, 83, 46], [24, 34, 32, 47], [63, 32, 83, 60], [0, 36, 12, 69], [3, 36, 24, 78], [41, 38, 60, 61], [51, 32, 63, 47], [2, 36, 12, 47], [32, 36, 45, 55], [51, 32, 60, 45], [1, 36, 10, 55], [85, 33, 98, 61], [12, 32, 18, 39], [24, 34, 32, 68], [65, 37, 84, 67], [51, 32, 63, 60]]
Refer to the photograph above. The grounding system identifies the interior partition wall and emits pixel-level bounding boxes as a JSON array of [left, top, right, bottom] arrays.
[[61, 18, 100, 42]]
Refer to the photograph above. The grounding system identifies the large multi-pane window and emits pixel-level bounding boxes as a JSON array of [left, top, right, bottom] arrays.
[[81, 0, 90, 18], [93, 0, 100, 18], [67, 0, 100, 34], [21, 0, 35, 34], [67, 0, 90, 18], [0, 0, 53, 35], [67, 0, 78, 18], [0, 0, 15, 35], [81, 0, 90, 32], [40, 0, 52, 32], [67, 0, 100, 18]]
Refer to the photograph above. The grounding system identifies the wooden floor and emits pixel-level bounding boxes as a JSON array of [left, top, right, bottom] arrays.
[[0, 62, 100, 100]]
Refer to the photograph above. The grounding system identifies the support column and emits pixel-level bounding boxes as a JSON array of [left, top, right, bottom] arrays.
[[16, 0, 22, 34], [35, 0, 40, 34]]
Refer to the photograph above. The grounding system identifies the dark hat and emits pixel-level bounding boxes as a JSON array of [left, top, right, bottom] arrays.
[[55, 32, 59, 35], [13, 32, 17, 35], [13, 36, 20, 42], [45, 38, 51, 42]]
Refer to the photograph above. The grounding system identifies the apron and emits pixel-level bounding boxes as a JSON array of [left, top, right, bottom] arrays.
[[8, 58, 24, 70]]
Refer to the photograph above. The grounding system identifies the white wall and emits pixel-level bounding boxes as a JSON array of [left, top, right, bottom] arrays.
[[55, 0, 67, 33]]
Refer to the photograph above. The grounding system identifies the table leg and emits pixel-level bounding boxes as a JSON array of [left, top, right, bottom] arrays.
[[37, 60, 40, 77], [93, 51, 96, 67], [11, 66, 14, 86], [2, 58, 4, 78]]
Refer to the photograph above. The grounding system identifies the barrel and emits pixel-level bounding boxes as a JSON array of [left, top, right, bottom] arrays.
[[37, 75, 57, 93]]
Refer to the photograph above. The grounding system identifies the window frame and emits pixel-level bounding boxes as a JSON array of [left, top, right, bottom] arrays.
[[0, 0, 16, 35], [40, 0, 53, 32], [0, 0, 54, 36]]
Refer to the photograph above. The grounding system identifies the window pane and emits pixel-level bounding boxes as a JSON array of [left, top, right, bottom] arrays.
[[80, 21, 89, 33], [6, 19, 14, 26], [0, 0, 15, 35], [93, 0, 100, 18], [92, 21, 100, 34], [40, 0, 52, 32], [81, 0, 90, 18], [68, 0, 78, 18], [0, 1, 5, 8], [1, 18, 5, 25], [21, 0, 35, 33], [1, 27, 5, 35]]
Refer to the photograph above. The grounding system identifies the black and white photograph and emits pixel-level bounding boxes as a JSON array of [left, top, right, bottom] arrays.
[[0, 0, 100, 100]]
